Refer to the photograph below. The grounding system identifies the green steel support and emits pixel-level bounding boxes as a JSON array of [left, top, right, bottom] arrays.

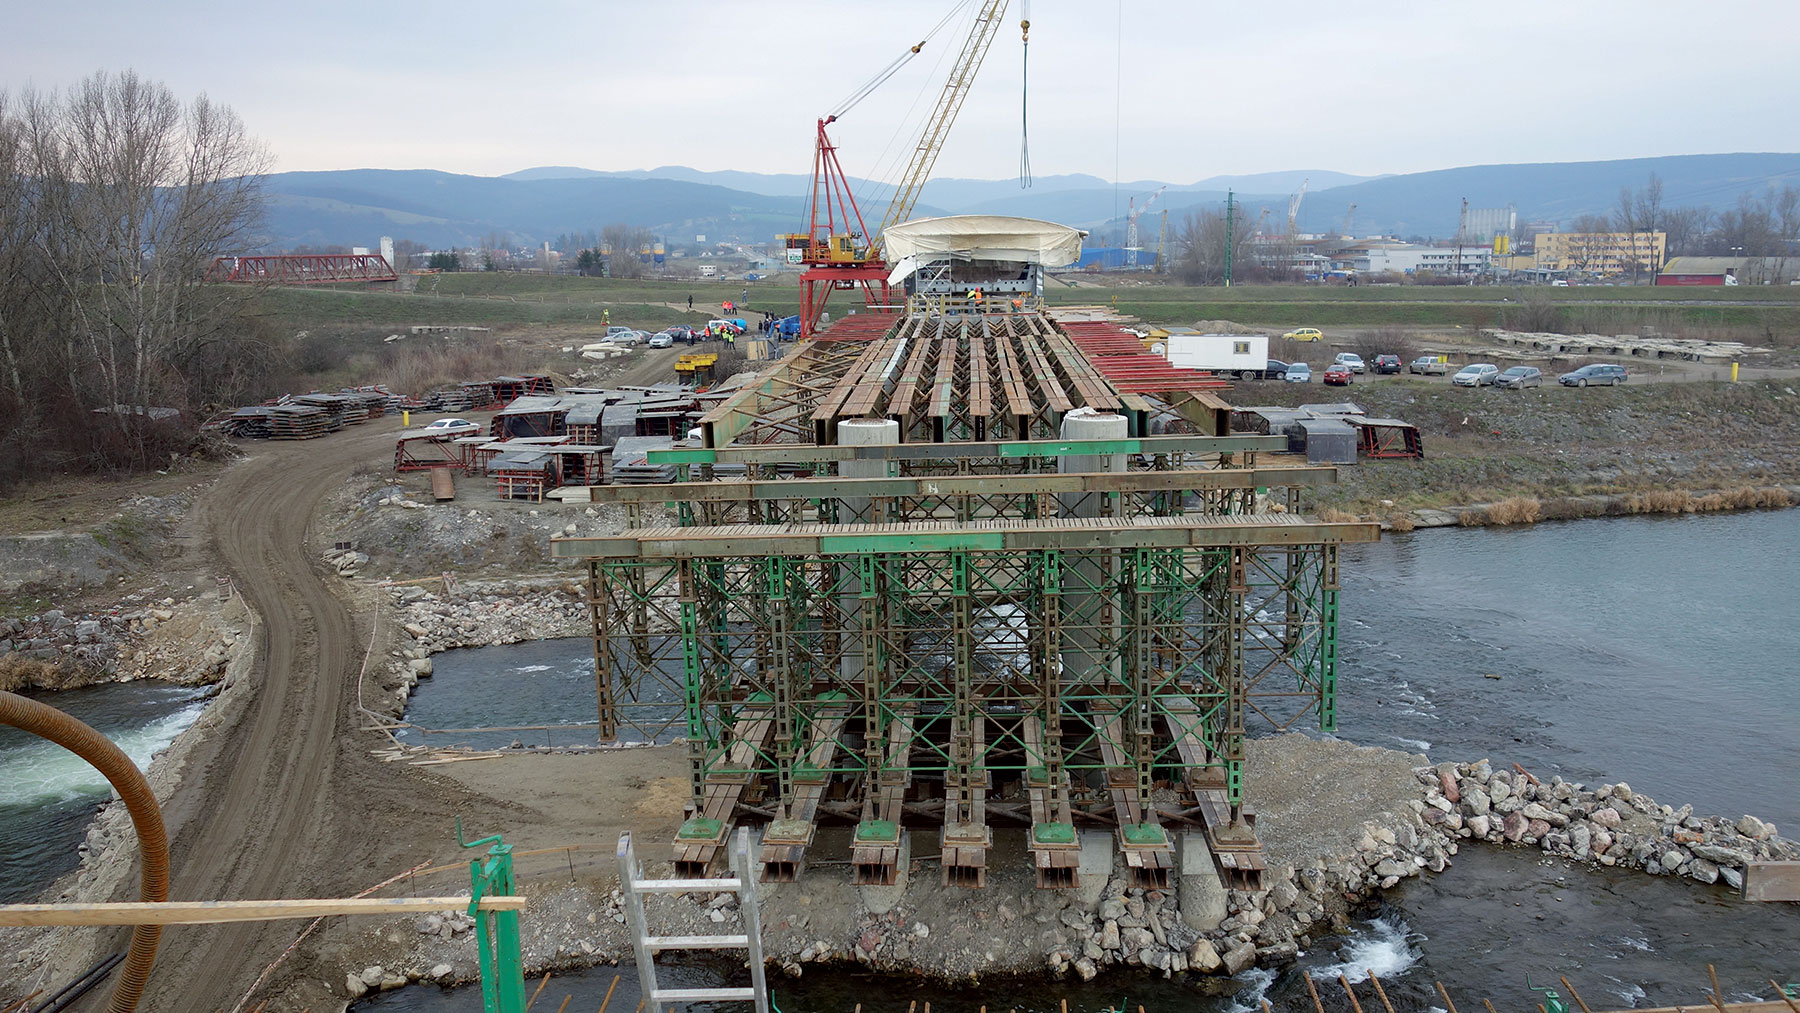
[[458, 821, 526, 1013], [1319, 545, 1340, 732], [769, 556, 797, 817], [678, 561, 704, 806]]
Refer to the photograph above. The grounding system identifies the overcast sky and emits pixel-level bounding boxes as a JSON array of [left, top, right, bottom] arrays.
[[11, 0, 1800, 186]]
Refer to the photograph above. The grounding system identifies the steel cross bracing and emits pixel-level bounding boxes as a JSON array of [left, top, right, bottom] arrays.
[[561, 308, 1376, 889]]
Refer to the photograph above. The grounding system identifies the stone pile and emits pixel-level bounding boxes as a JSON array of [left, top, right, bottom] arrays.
[[392, 578, 589, 656], [1414, 759, 1795, 887], [368, 578, 590, 716], [0, 596, 240, 689], [0, 609, 131, 673]]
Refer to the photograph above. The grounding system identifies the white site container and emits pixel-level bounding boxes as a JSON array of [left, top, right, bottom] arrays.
[[1165, 333, 1269, 377]]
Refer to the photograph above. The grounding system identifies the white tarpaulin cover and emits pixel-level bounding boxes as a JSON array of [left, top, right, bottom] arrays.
[[882, 215, 1086, 268]]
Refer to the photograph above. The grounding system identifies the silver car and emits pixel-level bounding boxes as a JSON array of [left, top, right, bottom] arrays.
[[1495, 366, 1542, 389], [1452, 363, 1499, 387]]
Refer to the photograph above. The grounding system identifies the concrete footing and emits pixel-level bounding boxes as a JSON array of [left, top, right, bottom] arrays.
[[1179, 833, 1229, 932]]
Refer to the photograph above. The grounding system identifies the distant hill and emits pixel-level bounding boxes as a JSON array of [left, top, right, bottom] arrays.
[[1157, 153, 1800, 238], [259, 168, 809, 250], [260, 154, 1800, 250]]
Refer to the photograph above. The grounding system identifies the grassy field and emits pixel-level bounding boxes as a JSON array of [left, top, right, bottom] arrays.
[[250, 272, 1800, 343], [254, 274, 803, 330], [1041, 281, 1800, 337]]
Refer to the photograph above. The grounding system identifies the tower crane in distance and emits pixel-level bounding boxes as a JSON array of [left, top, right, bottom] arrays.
[[1286, 177, 1309, 238], [1125, 185, 1167, 269]]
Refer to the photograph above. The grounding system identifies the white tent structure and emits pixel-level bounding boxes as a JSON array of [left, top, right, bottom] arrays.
[[884, 215, 1087, 289]]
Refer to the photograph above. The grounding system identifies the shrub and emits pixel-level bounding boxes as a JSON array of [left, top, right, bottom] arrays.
[[1638, 489, 1692, 514], [1479, 496, 1542, 525]]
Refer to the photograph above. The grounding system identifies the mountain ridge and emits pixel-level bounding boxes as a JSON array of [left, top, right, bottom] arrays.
[[256, 153, 1800, 250]]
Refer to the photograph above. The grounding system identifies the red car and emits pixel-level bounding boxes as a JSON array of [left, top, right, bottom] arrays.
[[1323, 364, 1354, 386]]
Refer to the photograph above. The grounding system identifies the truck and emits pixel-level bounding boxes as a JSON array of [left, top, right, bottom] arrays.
[[1164, 333, 1270, 379]]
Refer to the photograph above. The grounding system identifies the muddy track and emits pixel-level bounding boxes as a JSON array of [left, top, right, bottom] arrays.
[[129, 421, 446, 1012]]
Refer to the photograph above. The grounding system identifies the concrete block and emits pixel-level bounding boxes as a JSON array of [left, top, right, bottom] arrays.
[[857, 830, 911, 915], [1179, 833, 1228, 932], [1074, 829, 1116, 909]]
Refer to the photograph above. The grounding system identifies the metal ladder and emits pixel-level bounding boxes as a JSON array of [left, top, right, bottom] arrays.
[[617, 827, 769, 1013]]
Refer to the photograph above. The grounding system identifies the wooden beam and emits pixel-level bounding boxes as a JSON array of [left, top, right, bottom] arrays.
[[1743, 861, 1800, 902], [0, 896, 526, 927]]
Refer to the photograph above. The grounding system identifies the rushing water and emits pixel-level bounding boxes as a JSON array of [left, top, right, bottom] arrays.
[[0, 681, 211, 902]]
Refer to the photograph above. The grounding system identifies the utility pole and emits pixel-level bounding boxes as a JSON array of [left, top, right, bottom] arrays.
[[1454, 197, 1468, 280], [1156, 209, 1168, 275], [1224, 189, 1235, 288]]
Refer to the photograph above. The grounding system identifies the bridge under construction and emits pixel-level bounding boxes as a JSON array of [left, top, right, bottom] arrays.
[[552, 300, 1379, 891]]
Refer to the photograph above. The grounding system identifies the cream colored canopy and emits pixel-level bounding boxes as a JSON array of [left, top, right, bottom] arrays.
[[882, 215, 1087, 276]]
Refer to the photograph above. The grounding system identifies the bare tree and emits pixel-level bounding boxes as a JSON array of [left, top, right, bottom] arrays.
[[601, 223, 655, 279], [1561, 214, 1615, 278], [1172, 209, 1260, 285], [42, 72, 269, 464], [1614, 173, 1667, 281], [0, 70, 269, 484], [1662, 206, 1712, 258]]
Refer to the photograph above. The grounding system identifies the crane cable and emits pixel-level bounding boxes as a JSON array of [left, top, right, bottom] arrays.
[[1018, 2, 1032, 188], [829, 1, 971, 122]]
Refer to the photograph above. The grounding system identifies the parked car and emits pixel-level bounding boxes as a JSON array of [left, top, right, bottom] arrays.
[[648, 331, 675, 348], [660, 324, 697, 344], [1322, 364, 1354, 386], [1452, 363, 1500, 387], [706, 317, 746, 336], [1284, 362, 1312, 383], [1495, 366, 1542, 389], [422, 418, 480, 437], [1283, 327, 1324, 342], [1373, 354, 1403, 374], [1333, 352, 1367, 374], [1260, 357, 1290, 380], [1558, 363, 1629, 387], [1409, 356, 1448, 375], [604, 325, 635, 339], [609, 330, 644, 347]]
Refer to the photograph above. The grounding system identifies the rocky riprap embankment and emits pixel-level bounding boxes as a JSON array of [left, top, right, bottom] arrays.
[[362, 577, 590, 719], [0, 594, 241, 691], [330, 740, 1800, 1000], [1414, 759, 1795, 887], [0, 609, 131, 674]]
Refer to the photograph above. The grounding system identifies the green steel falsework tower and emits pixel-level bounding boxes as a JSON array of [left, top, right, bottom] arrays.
[[552, 307, 1377, 890]]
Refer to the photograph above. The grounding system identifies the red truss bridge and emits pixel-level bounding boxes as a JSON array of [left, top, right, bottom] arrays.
[[206, 254, 399, 284]]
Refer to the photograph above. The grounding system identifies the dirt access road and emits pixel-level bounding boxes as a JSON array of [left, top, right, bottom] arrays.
[[81, 419, 488, 1013]]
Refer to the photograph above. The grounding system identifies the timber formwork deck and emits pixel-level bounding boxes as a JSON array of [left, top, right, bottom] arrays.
[[552, 308, 1378, 889]]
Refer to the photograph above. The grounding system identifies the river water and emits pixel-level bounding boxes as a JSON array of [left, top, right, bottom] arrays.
[[350, 509, 1800, 1011], [6, 511, 1798, 1003], [0, 681, 212, 902]]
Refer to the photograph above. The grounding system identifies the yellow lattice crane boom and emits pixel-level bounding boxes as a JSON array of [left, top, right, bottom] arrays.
[[873, 0, 1010, 256]]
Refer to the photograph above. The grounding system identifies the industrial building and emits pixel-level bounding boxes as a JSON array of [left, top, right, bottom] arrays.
[[1655, 256, 1800, 286], [1524, 230, 1666, 277]]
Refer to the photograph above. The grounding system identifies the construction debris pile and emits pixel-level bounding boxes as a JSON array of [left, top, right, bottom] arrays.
[[1484, 328, 1768, 365]]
